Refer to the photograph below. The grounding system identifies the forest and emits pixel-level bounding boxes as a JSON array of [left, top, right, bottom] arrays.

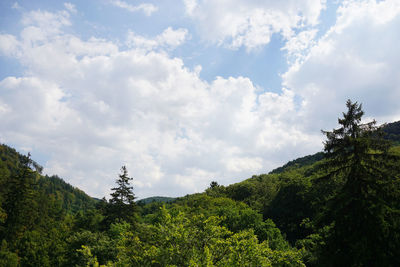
[[1, 100, 400, 266]]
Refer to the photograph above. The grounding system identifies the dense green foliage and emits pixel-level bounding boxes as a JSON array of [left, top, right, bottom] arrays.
[[102, 166, 137, 226], [137, 196, 176, 205], [316, 100, 400, 265], [383, 120, 400, 144], [1, 101, 399, 266], [0, 145, 97, 214], [269, 153, 325, 174], [0, 148, 73, 266]]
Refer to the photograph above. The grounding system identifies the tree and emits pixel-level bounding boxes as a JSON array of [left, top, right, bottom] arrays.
[[106, 166, 137, 225], [209, 181, 219, 189], [1, 153, 39, 241], [318, 100, 400, 266]]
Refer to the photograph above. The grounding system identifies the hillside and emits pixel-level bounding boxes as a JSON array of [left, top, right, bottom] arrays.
[[0, 143, 306, 266], [269, 152, 324, 174], [268, 120, 400, 174], [137, 196, 176, 205], [198, 120, 400, 245], [0, 116, 399, 266], [0, 144, 97, 213], [383, 120, 400, 143]]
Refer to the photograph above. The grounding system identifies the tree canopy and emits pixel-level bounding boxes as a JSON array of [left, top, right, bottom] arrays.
[[1, 101, 400, 266], [104, 166, 137, 225], [318, 100, 400, 266]]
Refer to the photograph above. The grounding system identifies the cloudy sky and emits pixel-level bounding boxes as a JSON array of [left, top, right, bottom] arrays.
[[1, 0, 400, 199]]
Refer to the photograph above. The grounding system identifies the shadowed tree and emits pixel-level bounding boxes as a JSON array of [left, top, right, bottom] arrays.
[[1, 153, 39, 241], [318, 100, 400, 266], [209, 181, 219, 189], [105, 166, 137, 225]]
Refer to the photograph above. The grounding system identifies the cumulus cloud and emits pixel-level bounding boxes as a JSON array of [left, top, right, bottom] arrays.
[[184, 0, 326, 51], [22, 9, 71, 30], [282, 29, 318, 65], [109, 0, 158, 16], [4, 1, 400, 200], [0, 34, 21, 57], [283, 0, 400, 131], [126, 27, 189, 51], [0, 7, 319, 198]]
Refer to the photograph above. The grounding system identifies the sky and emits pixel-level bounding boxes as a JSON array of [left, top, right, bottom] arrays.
[[1, 0, 400, 199]]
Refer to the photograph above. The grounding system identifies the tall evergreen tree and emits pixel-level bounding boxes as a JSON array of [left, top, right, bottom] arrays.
[[319, 100, 400, 266], [1, 153, 39, 241], [106, 166, 137, 224]]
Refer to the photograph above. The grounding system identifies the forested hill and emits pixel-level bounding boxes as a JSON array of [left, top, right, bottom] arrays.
[[198, 118, 400, 247], [269, 152, 324, 174], [269, 120, 400, 174], [137, 196, 176, 205], [0, 144, 96, 213], [1, 120, 398, 211], [383, 120, 400, 143], [0, 113, 399, 266]]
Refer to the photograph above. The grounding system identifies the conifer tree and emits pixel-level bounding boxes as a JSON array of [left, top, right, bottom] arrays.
[[319, 100, 400, 266], [1, 153, 39, 241], [106, 166, 137, 224]]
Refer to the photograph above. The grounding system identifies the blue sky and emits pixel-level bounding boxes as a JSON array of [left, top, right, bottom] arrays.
[[1, 0, 400, 199]]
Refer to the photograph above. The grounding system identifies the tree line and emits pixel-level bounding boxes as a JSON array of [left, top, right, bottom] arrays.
[[1, 100, 400, 266]]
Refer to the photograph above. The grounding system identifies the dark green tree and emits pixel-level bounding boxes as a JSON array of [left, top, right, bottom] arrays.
[[106, 166, 137, 225], [209, 181, 219, 189], [318, 100, 400, 266], [1, 153, 39, 242]]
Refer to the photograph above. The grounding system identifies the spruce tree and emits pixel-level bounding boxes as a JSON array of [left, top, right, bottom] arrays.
[[1, 153, 39, 241], [319, 100, 400, 266], [106, 166, 137, 224]]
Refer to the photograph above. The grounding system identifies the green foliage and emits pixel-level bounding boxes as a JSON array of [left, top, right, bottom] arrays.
[[269, 152, 325, 174], [65, 230, 117, 266], [171, 194, 289, 249], [263, 171, 314, 243], [38, 175, 97, 213], [0, 240, 19, 267], [317, 100, 400, 266], [1, 106, 399, 266], [76, 245, 114, 267], [104, 166, 137, 225], [0, 144, 97, 217], [383, 120, 400, 143], [0, 145, 77, 266], [76, 245, 100, 267], [74, 209, 105, 232], [1, 153, 40, 241], [137, 196, 176, 205], [104, 207, 304, 266], [110, 166, 136, 205]]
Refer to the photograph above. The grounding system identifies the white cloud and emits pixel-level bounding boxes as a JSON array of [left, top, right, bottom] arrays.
[[126, 27, 188, 51], [183, 0, 197, 15], [283, 0, 400, 131], [224, 157, 263, 173], [19, 9, 71, 43], [158, 27, 189, 48], [64, 2, 77, 14], [184, 0, 326, 51], [110, 0, 158, 16], [22, 9, 71, 29], [282, 29, 318, 65], [0, 7, 319, 198], [8, 1, 400, 200], [0, 34, 21, 57]]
